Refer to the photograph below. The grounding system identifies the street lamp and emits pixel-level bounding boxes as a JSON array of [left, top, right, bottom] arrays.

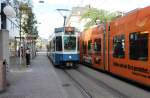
[[3, 5, 16, 18], [1, 2, 16, 29], [56, 8, 70, 27]]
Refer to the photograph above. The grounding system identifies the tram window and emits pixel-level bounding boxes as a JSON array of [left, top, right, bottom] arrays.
[[64, 36, 76, 51], [56, 36, 62, 51], [88, 40, 92, 54], [94, 39, 101, 55], [129, 32, 148, 61], [113, 35, 125, 58], [53, 40, 55, 51]]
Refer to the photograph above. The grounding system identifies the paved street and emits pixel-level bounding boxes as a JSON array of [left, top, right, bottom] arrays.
[[0, 52, 150, 98], [0, 53, 68, 98]]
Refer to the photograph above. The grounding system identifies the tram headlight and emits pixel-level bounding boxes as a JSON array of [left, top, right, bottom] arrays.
[[69, 56, 72, 59]]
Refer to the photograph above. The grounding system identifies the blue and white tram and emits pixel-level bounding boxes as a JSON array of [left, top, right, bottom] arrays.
[[48, 27, 79, 68]]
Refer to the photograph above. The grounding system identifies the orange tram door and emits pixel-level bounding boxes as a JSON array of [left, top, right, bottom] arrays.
[[80, 26, 106, 70], [109, 6, 150, 86]]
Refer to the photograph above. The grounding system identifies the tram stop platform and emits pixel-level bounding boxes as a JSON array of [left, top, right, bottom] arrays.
[[0, 52, 68, 98]]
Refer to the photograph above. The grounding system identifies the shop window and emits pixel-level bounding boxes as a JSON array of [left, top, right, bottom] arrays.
[[56, 36, 62, 51], [88, 40, 92, 54], [94, 39, 101, 55], [129, 32, 148, 61], [113, 35, 125, 58]]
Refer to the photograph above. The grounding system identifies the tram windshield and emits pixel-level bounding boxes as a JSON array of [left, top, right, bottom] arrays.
[[63, 36, 76, 51]]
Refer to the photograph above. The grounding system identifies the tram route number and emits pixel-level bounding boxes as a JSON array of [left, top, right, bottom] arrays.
[[113, 62, 150, 79]]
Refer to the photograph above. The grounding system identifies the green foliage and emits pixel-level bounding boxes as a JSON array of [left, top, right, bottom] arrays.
[[81, 8, 118, 30], [13, 0, 20, 22], [13, 0, 38, 39]]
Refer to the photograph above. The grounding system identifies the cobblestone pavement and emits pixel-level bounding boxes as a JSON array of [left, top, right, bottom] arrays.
[[0, 53, 68, 98]]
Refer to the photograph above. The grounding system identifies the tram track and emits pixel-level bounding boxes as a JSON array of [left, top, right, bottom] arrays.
[[63, 70, 93, 98], [76, 68, 129, 98], [63, 67, 129, 98]]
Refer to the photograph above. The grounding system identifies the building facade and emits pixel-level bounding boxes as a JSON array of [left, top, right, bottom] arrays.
[[66, 6, 90, 32]]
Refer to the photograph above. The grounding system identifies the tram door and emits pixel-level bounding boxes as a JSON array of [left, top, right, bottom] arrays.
[[92, 34, 105, 70]]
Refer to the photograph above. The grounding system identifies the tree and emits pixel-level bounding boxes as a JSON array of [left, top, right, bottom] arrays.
[[13, 0, 38, 39], [21, 4, 38, 38], [13, 0, 21, 25], [81, 7, 118, 30]]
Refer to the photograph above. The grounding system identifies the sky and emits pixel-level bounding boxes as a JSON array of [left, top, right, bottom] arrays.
[[32, 0, 150, 39]]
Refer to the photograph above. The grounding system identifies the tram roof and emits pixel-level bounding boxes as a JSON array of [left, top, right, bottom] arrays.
[[54, 27, 64, 33]]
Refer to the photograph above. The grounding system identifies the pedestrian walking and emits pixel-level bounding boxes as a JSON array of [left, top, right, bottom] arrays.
[[26, 47, 30, 67]]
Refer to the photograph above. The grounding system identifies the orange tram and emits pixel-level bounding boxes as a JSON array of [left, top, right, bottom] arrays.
[[79, 6, 150, 86]]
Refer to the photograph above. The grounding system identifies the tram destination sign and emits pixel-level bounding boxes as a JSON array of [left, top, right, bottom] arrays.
[[65, 27, 75, 34]]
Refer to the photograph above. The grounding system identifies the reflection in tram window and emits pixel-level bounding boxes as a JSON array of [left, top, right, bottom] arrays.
[[113, 35, 125, 58], [64, 36, 76, 51], [88, 40, 92, 54], [94, 39, 101, 55], [129, 32, 148, 61], [56, 36, 62, 51]]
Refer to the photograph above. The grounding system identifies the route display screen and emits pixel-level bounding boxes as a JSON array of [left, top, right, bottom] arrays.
[[65, 27, 75, 34]]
